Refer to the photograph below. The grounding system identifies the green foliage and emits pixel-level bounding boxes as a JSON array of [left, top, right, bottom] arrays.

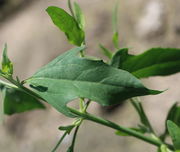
[[26, 47, 161, 117], [46, 6, 85, 46], [111, 48, 180, 78], [167, 120, 180, 150], [2, 86, 45, 115], [1, 44, 13, 75], [1, 1, 180, 152]]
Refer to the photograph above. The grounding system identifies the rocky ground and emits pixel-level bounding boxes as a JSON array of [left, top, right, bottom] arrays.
[[0, 0, 180, 151]]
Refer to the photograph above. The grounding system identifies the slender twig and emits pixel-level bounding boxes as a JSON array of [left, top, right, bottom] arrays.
[[51, 132, 68, 152], [130, 98, 155, 134], [69, 126, 80, 151]]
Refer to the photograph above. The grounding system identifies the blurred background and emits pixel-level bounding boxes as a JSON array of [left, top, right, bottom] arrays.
[[0, 0, 180, 151]]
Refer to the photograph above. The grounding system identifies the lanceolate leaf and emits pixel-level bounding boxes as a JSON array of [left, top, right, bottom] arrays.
[[2, 86, 45, 115], [110, 48, 180, 78], [27, 47, 161, 117], [46, 6, 85, 46], [1, 44, 13, 75], [167, 120, 180, 150]]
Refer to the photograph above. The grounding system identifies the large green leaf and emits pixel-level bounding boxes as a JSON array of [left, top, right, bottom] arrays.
[[27, 47, 161, 117], [167, 120, 180, 150], [2, 86, 45, 115], [110, 48, 180, 78], [46, 6, 85, 46]]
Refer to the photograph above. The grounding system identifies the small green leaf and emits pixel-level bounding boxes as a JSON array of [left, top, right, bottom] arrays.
[[59, 125, 75, 134], [1, 44, 13, 75], [26, 46, 161, 117], [99, 44, 113, 59], [167, 120, 180, 150], [2, 87, 45, 115], [74, 2, 85, 30], [161, 102, 180, 140], [111, 48, 180, 78], [46, 6, 85, 46]]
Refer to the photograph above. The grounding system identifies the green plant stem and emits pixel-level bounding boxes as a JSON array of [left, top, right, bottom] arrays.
[[5, 77, 44, 101], [68, 107, 174, 150], [70, 126, 80, 151], [51, 132, 68, 152]]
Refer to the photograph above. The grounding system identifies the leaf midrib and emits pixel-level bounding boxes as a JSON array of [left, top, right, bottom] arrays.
[[28, 77, 142, 90]]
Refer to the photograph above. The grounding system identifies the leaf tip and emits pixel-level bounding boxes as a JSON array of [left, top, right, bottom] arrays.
[[149, 89, 163, 95]]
